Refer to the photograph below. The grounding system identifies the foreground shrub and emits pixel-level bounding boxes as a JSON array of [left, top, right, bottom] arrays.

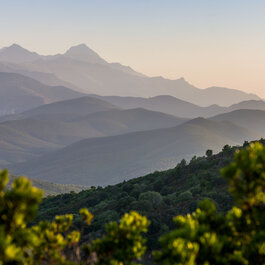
[[0, 170, 149, 265]]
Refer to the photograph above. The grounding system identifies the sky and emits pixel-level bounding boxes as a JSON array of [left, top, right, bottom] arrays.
[[1, 0, 265, 97]]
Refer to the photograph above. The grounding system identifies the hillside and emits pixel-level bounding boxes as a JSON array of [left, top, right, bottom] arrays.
[[75, 108, 186, 135], [0, 95, 120, 123], [227, 100, 265, 111], [9, 118, 258, 186], [211, 109, 265, 136], [0, 124, 61, 166], [38, 141, 265, 248], [19, 96, 120, 119], [0, 61, 78, 89], [1, 44, 260, 106], [0, 44, 40, 63], [0, 72, 84, 115]]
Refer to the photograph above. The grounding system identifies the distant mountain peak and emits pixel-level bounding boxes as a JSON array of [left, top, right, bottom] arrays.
[[67, 43, 90, 51], [176, 77, 191, 84], [64, 44, 107, 64], [9, 43, 23, 49], [1, 43, 37, 53], [0, 44, 40, 63]]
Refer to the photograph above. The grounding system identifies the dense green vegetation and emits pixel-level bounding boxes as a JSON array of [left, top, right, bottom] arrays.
[[0, 171, 149, 264], [38, 140, 264, 249], [1, 141, 265, 264]]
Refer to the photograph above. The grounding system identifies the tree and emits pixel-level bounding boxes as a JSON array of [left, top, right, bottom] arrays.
[[205, 149, 213, 157], [179, 159, 187, 167], [222, 144, 231, 152], [139, 191, 163, 208], [177, 191, 193, 202]]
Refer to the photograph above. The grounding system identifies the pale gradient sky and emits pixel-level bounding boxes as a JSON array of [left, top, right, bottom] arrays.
[[1, 0, 265, 97]]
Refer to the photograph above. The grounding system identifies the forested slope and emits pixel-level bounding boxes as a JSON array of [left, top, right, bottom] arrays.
[[38, 140, 265, 247]]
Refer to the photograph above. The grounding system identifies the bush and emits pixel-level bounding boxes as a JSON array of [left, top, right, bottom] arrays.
[[177, 191, 193, 202], [139, 191, 163, 208]]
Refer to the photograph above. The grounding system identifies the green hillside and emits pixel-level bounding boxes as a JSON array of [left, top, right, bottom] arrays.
[[37, 140, 265, 248]]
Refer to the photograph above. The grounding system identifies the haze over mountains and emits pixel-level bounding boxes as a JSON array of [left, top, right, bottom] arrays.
[[7, 175, 87, 196], [90, 96, 265, 118], [1, 43, 265, 188], [0, 43, 261, 106], [0, 96, 185, 166], [9, 116, 258, 185], [0, 72, 83, 115], [211, 109, 265, 136]]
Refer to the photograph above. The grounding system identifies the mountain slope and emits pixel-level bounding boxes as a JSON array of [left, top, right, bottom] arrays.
[[0, 124, 61, 166], [19, 96, 120, 119], [64, 44, 107, 64], [227, 100, 265, 112], [0, 61, 78, 89], [0, 72, 84, 115], [76, 108, 186, 135], [9, 118, 258, 186], [0, 44, 40, 63], [211, 109, 265, 136], [38, 140, 265, 249]]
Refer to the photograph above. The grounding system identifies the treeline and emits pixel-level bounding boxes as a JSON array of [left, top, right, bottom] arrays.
[[1, 141, 265, 264]]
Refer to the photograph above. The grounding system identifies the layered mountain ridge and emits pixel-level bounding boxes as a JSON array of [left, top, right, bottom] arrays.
[[1, 43, 265, 189], [0, 43, 261, 106]]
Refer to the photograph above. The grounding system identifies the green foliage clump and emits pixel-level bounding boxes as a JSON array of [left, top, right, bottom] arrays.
[[222, 142, 265, 264], [0, 169, 43, 264], [0, 171, 149, 265], [205, 149, 213, 157], [83, 211, 150, 265], [177, 191, 193, 202], [139, 191, 163, 208], [154, 142, 265, 265]]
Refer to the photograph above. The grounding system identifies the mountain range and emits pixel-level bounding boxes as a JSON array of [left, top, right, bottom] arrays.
[[0, 43, 261, 106], [0, 96, 185, 166], [90, 95, 265, 118], [1, 43, 265, 189]]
